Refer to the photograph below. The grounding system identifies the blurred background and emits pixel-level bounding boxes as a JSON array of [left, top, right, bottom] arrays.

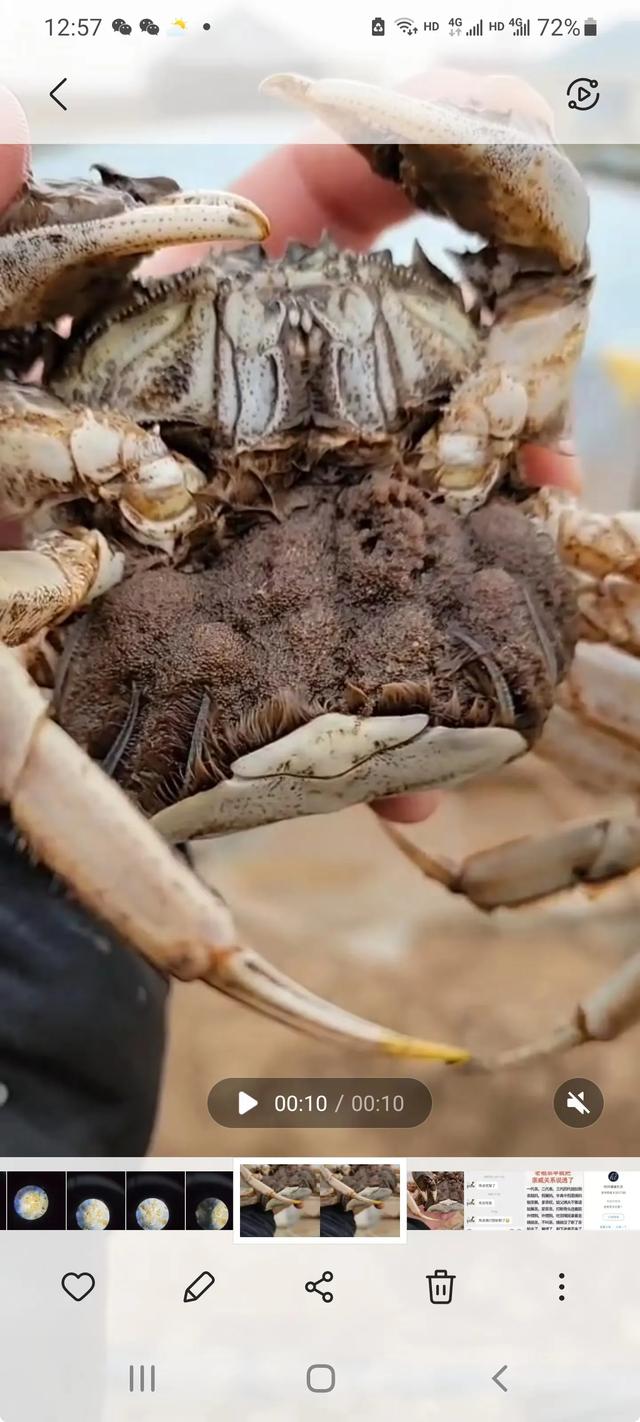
[[30, 118, 640, 1159]]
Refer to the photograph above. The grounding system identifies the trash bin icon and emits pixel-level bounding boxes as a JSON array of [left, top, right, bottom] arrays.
[[426, 1268, 455, 1304]]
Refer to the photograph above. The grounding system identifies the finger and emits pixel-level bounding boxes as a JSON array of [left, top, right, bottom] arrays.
[[234, 142, 412, 254], [0, 85, 30, 212], [371, 791, 442, 824], [0, 520, 23, 550], [521, 441, 583, 495]]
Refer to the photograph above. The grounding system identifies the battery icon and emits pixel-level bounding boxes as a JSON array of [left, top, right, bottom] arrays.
[[584, 17, 597, 34]]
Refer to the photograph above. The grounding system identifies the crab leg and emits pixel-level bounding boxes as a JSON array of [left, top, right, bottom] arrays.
[[527, 490, 640, 792], [382, 814, 640, 912], [0, 648, 471, 1064], [479, 952, 640, 1069], [532, 489, 640, 581], [383, 814, 640, 1067], [0, 381, 206, 552], [538, 703, 640, 797], [0, 190, 269, 327], [576, 573, 640, 657], [0, 529, 123, 644], [537, 641, 640, 794]]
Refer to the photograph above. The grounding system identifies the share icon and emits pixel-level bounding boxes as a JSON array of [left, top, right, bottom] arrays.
[[305, 1271, 334, 1303]]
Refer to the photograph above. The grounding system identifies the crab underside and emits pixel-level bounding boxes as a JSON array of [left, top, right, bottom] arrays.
[[1, 72, 640, 1071], [54, 480, 576, 828]]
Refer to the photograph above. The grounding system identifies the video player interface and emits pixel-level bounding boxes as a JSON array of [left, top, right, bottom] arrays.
[[1, 0, 640, 1416]]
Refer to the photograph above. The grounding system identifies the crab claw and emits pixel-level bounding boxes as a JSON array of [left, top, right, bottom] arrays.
[[0, 190, 270, 328], [0, 648, 468, 1067], [261, 73, 588, 270], [205, 936, 470, 1064]]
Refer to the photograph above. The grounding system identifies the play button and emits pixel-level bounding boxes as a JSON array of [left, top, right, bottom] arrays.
[[238, 1090, 259, 1116]]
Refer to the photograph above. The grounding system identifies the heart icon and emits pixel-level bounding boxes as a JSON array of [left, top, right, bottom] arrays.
[[61, 1272, 96, 1302]]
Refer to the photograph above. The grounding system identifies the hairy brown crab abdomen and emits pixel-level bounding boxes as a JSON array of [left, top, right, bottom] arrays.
[[56, 469, 578, 818]]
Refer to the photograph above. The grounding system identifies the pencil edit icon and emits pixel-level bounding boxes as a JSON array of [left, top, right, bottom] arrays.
[[183, 1270, 215, 1303]]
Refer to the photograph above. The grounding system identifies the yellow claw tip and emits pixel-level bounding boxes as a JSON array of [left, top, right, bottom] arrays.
[[382, 1035, 471, 1065]]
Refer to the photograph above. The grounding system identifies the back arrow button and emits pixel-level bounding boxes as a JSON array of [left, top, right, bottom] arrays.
[[50, 79, 68, 110], [492, 1365, 508, 1392]]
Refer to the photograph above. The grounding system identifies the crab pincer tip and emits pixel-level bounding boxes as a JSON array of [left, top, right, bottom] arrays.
[[260, 73, 313, 102], [382, 1033, 472, 1065]]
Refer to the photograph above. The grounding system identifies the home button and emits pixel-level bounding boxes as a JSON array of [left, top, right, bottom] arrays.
[[306, 1364, 336, 1394]]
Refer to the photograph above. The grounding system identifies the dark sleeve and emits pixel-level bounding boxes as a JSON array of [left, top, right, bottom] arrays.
[[320, 1205, 357, 1238], [239, 1206, 277, 1238], [0, 811, 167, 1156]]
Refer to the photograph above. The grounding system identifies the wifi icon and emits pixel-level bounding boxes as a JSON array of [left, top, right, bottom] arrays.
[[395, 15, 418, 33]]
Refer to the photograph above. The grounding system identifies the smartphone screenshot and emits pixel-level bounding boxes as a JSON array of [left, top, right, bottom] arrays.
[[0, 0, 639, 1416]]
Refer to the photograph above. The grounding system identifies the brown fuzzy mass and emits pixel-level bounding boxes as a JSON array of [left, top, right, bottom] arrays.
[[57, 470, 578, 814], [338, 1165, 399, 1193], [253, 1165, 318, 1193]]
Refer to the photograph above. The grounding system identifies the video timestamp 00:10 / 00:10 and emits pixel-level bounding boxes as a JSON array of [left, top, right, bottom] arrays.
[[207, 1078, 433, 1128]]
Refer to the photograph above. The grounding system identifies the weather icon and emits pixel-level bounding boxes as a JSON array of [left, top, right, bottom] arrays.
[[172, 17, 187, 26]]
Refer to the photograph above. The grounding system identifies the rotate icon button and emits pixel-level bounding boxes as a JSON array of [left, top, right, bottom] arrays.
[[566, 77, 600, 110]]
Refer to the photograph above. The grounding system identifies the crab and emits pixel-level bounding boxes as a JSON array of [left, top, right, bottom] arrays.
[[240, 1163, 319, 1211], [319, 1164, 400, 1213], [2, 74, 640, 1071], [407, 1170, 465, 1229]]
